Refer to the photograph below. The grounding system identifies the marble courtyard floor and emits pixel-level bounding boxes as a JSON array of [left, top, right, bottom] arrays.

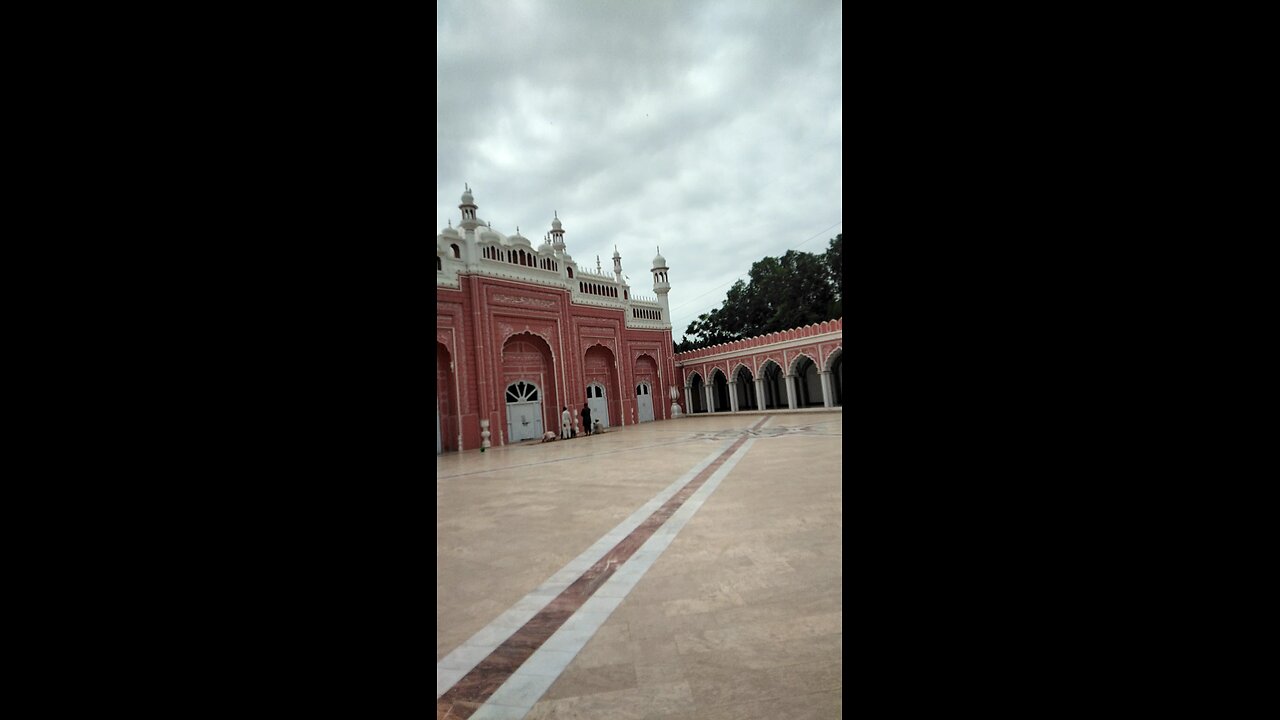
[[437, 410, 843, 720]]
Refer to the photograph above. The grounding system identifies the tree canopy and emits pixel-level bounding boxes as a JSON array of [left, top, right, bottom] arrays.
[[676, 235, 841, 352]]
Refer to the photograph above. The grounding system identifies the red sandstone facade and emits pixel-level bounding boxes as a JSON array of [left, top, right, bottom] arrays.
[[436, 187, 675, 452], [437, 277, 674, 451]]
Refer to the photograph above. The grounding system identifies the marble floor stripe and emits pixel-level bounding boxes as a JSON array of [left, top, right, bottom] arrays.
[[437, 416, 771, 720], [436, 437, 738, 697]]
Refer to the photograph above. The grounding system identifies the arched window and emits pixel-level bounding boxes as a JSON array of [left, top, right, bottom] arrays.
[[505, 381, 539, 402], [567, 267, 574, 278], [451, 244, 460, 259], [436, 256, 442, 271]]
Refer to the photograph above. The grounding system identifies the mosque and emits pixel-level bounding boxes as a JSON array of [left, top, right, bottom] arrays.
[[436, 186, 677, 453], [436, 185, 843, 454]]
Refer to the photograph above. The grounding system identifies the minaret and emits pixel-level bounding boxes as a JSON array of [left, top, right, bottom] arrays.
[[613, 246, 623, 283], [651, 246, 671, 322], [458, 184, 479, 238], [550, 212, 566, 255]]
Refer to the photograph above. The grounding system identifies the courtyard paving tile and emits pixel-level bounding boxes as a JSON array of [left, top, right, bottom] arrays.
[[437, 410, 842, 719]]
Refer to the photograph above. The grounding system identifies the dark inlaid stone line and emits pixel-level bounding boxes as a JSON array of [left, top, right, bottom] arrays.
[[437, 416, 771, 720]]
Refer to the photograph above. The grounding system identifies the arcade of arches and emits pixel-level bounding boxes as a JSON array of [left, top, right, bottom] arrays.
[[674, 320, 843, 414]]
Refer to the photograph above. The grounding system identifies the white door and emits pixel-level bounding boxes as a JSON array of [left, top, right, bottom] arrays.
[[636, 382, 654, 423], [587, 383, 609, 429], [505, 381, 544, 442]]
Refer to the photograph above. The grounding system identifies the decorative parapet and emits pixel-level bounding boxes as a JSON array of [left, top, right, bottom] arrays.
[[674, 318, 843, 363]]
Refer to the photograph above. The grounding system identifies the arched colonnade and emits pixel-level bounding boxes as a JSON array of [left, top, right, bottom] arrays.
[[681, 347, 843, 414]]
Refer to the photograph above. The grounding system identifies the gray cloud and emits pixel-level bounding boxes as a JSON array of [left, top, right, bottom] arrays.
[[438, 0, 842, 338]]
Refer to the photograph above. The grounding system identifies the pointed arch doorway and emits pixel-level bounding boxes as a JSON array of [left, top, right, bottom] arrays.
[[634, 353, 659, 423], [583, 343, 618, 428]]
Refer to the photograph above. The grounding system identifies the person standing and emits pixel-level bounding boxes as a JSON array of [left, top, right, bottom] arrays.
[[560, 406, 572, 440], [581, 401, 592, 436]]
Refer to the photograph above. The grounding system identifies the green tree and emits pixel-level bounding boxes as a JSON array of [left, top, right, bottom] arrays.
[[824, 234, 842, 318], [683, 237, 842, 349]]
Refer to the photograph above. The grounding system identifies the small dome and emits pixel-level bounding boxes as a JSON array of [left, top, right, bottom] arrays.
[[480, 224, 499, 242], [551, 215, 562, 230], [442, 222, 460, 239], [509, 226, 531, 247], [461, 186, 474, 205], [652, 248, 667, 267]]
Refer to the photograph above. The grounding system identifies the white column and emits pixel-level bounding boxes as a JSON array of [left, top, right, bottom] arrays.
[[785, 374, 798, 410], [755, 378, 766, 410], [684, 384, 692, 415], [705, 384, 715, 414], [728, 381, 739, 412], [820, 370, 833, 408]]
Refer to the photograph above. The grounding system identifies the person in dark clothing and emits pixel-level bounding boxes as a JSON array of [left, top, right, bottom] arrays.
[[581, 402, 592, 435]]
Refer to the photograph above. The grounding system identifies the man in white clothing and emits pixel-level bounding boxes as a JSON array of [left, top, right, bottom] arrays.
[[560, 406, 572, 439]]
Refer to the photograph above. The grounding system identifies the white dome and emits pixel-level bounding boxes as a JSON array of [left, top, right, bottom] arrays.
[[551, 215, 562, 230], [652, 250, 667, 267], [480, 224, 500, 242], [461, 187, 474, 205], [509, 227, 531, 247], [442, 223, 460, 239]]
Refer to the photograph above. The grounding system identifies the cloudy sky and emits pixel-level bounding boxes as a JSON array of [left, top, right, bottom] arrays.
[[437, 0, 842, 339]]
